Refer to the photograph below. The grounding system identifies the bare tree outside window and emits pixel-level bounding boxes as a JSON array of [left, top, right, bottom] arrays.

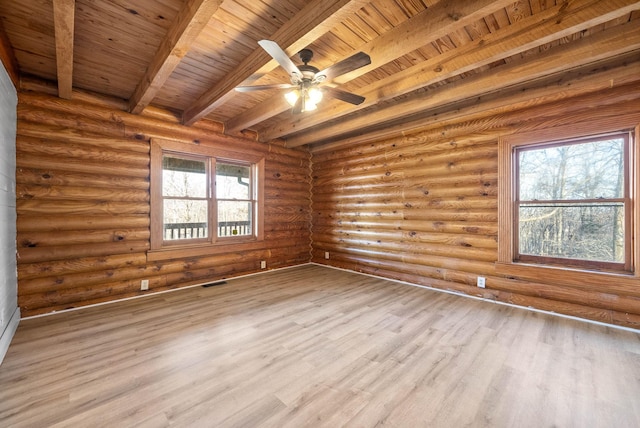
[[516, 133, 629, 268]]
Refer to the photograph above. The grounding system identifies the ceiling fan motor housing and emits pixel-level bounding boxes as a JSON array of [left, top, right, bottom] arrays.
[[298, 65, 320, 82], [299, 48, 313, 64], [297, 49, 324, 83]]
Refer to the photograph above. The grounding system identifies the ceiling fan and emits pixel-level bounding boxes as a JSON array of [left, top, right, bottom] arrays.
[[235, 40, 371, 114]]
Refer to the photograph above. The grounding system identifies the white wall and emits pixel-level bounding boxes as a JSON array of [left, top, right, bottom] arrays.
[[0, 61, 18, 364]]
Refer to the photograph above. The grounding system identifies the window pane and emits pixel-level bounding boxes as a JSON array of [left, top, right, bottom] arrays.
[[218, 201, 252, 237], [519, 138, 624, 201], [519, 203, 625, 263], [163, 156, 207, 198], [217, 163, 250, 199], [163, 199, 208, 240]]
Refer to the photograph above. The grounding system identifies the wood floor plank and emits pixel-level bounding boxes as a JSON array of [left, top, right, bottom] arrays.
[[1, 264, 639, 427]]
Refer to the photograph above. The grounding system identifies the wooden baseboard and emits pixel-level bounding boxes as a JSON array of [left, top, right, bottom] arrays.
[[21, 263, 311, 320], [312, 262, 640, 334]]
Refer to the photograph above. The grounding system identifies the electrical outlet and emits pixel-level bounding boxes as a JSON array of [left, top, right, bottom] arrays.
[[477, 276, 486, 288], [140, 279, 149, 291], [260, 260, 266, 269], [324, 251, 330, 259]]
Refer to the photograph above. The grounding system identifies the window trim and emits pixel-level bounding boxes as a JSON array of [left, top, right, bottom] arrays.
[[148, 138, 265, 261], [497, 117, 640, 285]]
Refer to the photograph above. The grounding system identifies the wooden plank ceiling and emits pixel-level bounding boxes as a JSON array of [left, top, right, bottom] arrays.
[[0, 0, 639, 149]]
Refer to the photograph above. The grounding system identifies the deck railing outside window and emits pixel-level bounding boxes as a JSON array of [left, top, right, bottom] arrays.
[[163, 221, 251, 240]]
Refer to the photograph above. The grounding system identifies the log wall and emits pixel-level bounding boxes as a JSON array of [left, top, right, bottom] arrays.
[[311, 78, 640, 329], [16, 85, 311, 316]]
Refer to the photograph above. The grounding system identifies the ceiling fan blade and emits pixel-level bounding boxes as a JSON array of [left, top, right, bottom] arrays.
[[314, 52, 371, 83], [258, 40, 302, 82], [322, 87, 365, 105], [235, 83, 296, 92]]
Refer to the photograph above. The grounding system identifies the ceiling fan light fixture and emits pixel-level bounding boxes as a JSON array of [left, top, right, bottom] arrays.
[[284, 89, 299, 106], [308, 87, 323, 104], [303, 99, 318, 111], [285, 86, 323, 112]]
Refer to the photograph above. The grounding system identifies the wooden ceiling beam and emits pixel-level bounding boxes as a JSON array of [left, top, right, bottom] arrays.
[[52, 0, 75, 99], [182, 0, 368, 126], [128, 0, 223, 115], [284, 21, 640, 147], [261, 0, 640, 143], [225, 0, 515, 135], [312, 60, 640, 153], [224, 93, 291, 136]]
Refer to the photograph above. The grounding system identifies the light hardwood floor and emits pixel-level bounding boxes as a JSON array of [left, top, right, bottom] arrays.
[[1, 264, 639, 427]]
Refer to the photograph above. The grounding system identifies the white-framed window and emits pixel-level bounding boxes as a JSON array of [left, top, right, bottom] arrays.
[[149, 138, 264, 257]]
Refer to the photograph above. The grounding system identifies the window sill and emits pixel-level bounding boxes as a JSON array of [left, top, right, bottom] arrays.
[[495, 261, 639, 294], [147, 239, 265, 262]]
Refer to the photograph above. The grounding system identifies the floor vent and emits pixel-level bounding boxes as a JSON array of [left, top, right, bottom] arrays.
[[202, 281, 227, 288]]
